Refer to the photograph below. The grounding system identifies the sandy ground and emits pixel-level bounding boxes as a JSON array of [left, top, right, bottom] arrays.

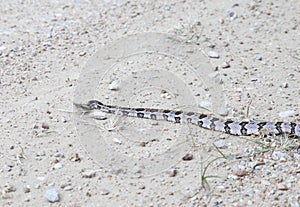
[[1, 0, 299, 206]]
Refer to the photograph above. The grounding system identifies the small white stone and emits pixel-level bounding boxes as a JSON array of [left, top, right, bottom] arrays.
[[199, 101, 211, 108], [79, 51, 86, 56], [113, 137, 122, 144], [63, 185, 73, 191], [254, 54, 263, 60], [100, 189, 110, 195], [53, 163, 62, 169], [293, 153, 300, 160], [42, 42, 52, 47], [89, 111, 107, 120], [214, 140, 227, 149], [279, 110, 295, 118], [227, 9, 238, 20], [167, 169, 178, 177], [221, 62, 230, 68], [272, 150, 287, 161], [208, 51, 219, 58], [132, 166, 142, 174], [108, 80, 119, 90], [281, 82, 288, 88], [54, 152, 64, 157], [218, 107, 229, 116], [37, 177, 45, 181], [44, 189, 59, 203]]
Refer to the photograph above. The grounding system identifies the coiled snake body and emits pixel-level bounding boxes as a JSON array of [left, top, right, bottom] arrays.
[[76, 100, 300, 138]]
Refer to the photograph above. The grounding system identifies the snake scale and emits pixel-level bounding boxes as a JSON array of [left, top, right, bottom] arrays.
[[76, 100, 300, 138]]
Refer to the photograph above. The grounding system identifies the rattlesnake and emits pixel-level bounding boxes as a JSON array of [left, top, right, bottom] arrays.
[[75, 100, 300, 138]]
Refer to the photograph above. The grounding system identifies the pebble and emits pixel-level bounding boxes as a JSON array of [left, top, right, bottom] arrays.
[[24, 185, 31, 193], [289, 196, 300, 207], [207, 41, 216, 48], [113, 137, 122, 144], [218, 107, 229, 116], [60, 116, 67, 123], [293, 153, 300, 160], [89, 111, 107, 120], [254, 54, 263, 61], [228, 174, 238, 180], [182, 153, 193, 161], [272, 150, 287, 161], [160, 90, 172, 99], [199, 101, 211, 108], [82, 170, 97, 178], [53, 163, 62, 169], [281, 82, 288, 88], [221, 62, 230, 68], [132, 166, 142, 174], [37, 151, 46, 156], [234, 169, 249, 177], [108, 80, 119, 90], [167, 169, 178, 177], [54, 152, 64, 158], [279, 110, 295, 118], [5, 184, 16, 192], [208, 51, 219, 58], [79, 51, 86, 56], [100, 189, 110, 195], [214, 140, 227, 149], [227, 9, 238, 19], [37, 176, 45, 181], [41, 123, 50, 129], [69, 153, 81, 162], [44, 189, 59, 203], [277, 183, 288, 191], [63, 185, 73, 191]]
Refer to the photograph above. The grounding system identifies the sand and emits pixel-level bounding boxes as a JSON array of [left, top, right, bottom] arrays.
[[0, 1, 299, 206]]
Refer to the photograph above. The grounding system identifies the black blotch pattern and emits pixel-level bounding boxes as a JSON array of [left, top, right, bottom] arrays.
[[150, 114, 157, 120], [175, 117, 181, 123], [239, 121, 248, 135], [149, 109, 159, 112], [290, 122, 296, 134], [137, 113, 144, 118], [198, 120, 203, 127], [224, 120, 234, 134], [210, 121, 216, 130], [275, 122, 283, 134], [199, 114, 207, 119], [186, 112, 194, 116], [163, 114, 168, 120], [122, 111, 129, 115], [257, 122, 267, 131], [175, 111, 182, 115]]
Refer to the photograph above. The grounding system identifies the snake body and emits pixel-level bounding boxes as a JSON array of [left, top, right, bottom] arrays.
[[76, 100, 300, 138]]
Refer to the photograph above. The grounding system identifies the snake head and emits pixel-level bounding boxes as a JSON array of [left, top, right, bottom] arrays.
[[74, 100, 103, 110]]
